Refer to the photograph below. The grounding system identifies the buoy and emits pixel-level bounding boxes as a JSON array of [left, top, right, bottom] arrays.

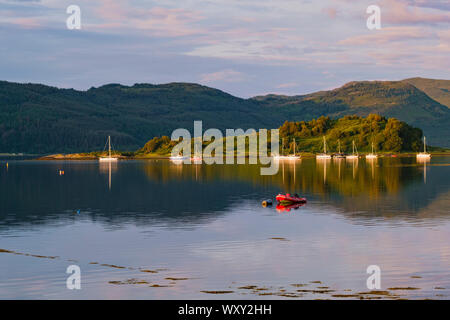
[[262, 200, 273, 207]]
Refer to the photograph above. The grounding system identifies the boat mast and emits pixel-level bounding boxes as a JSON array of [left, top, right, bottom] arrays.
[[338, 139, 341, 153], [323, 136, 327, 154], [424, 136, 426, 153], [108, 136, 111, 158]]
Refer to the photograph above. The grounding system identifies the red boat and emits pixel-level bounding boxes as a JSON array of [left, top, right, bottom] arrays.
[[276, 193, 307, 203]]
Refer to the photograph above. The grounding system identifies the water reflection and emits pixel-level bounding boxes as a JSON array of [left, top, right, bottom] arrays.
[[99, 161, 118, 190], [0, 157, 449, 231]]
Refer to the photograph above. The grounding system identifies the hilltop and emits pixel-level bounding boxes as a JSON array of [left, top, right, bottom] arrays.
[[402, 77, 450, 108], [0, 77, 449, 154]]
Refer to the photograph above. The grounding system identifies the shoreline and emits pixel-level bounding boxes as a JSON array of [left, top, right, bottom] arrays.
[[33, 152, 450, 161]]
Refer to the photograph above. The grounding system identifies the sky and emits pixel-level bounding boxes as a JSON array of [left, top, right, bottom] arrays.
[[0, 0, 449, 97]]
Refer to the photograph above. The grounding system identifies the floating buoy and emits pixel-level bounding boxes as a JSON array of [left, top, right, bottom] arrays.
[[262, 200, 273, 207]]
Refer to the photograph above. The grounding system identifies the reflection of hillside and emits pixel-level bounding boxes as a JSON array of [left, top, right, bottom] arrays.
[[0, 157, 448, 231]]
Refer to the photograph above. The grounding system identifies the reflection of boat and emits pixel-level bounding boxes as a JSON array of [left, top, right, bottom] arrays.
[[346, 140, 359, 160], [99, 136, 118, 161], [276, 193, 307, 204], [417, 136, 431, 159], [276, 202, 305, 212], [317, 136, 332, 159], [191, 156, 202, 162]]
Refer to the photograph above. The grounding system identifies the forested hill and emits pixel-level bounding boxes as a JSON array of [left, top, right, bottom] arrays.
[[138, 114, 424, 155], [0, 78, 449, 154]]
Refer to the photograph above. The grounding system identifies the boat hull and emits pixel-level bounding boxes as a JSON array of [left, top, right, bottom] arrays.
[[276, 194, 307, 204]]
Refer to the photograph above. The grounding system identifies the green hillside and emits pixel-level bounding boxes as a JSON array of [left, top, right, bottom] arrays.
[[0, 81, 271, 153], [279, 114, 422, 153], [139, 114, 424, 155], [403, 77, 450, 108], [0, 78, 449, 154]]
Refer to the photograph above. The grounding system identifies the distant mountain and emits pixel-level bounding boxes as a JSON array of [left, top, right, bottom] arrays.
[[253, 80, 450, 147], [0, 78, 449, 154], [402, 77, 450, 108]]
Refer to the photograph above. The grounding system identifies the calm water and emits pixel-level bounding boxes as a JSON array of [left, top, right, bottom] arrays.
[[0, 157, 449, 299]]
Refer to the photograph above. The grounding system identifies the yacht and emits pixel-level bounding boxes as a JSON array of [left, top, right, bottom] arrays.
[[99, 136, 118, 161], [317, 136, 332, 159], [346, 140, 359, 160], [416, 136, 431, 159], [333, 139, 345, 159], [366, 141, 378, 159]]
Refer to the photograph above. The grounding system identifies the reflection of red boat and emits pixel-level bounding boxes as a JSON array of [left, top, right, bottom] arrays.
[[276, 193, 307, 204], [276, 203, 305, 212]]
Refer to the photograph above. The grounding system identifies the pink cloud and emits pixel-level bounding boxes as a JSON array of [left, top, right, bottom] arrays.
[[339, 26, 435, 45], [322, 7, 338, 19], [6, 17, 41, 29], [94, 1, 204, 37], [380, 0, 450, 24], [200, 69, 247, 83]]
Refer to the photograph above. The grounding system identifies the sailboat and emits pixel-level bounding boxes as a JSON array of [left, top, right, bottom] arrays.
[[99, 136, 118, 161], [366, 141, 378, 159], [334, 139, 345, 159], [273, 138, 300, 160], [417, 136, 431, 159], [346, 140, 359, 159], [286, 140, 301, 160], [316, 136, 332, 159]]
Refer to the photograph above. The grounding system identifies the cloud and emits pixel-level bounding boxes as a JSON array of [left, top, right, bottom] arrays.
[[92, 1, 205, 37], [276, 82, 298, 88], [339, 26, 435, 45], [380, 0, 450, 25], [199, 69, 248, 83], [322, 7, 338, 19]]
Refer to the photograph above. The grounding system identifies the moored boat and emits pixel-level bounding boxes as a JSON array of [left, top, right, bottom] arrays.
[[416, 136, 431, 159], [99, 136, 118, 161], [317, 136, 332, 159], [276, 193, 307, 204]]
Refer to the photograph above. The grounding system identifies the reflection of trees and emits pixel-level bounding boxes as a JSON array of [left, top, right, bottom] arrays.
[[141, 158, 416, 198]]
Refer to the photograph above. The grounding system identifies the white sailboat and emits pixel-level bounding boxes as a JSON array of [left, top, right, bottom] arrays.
[[334, 139, 345, 159], [99, 136, 118, 161], [366, 141, 378, 159], [346, 140, 359, 159], [417, 136, 431, 159], [170, 153, 189, 162], [273, 138, 300, 160], [317, 136, 332, 159]]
